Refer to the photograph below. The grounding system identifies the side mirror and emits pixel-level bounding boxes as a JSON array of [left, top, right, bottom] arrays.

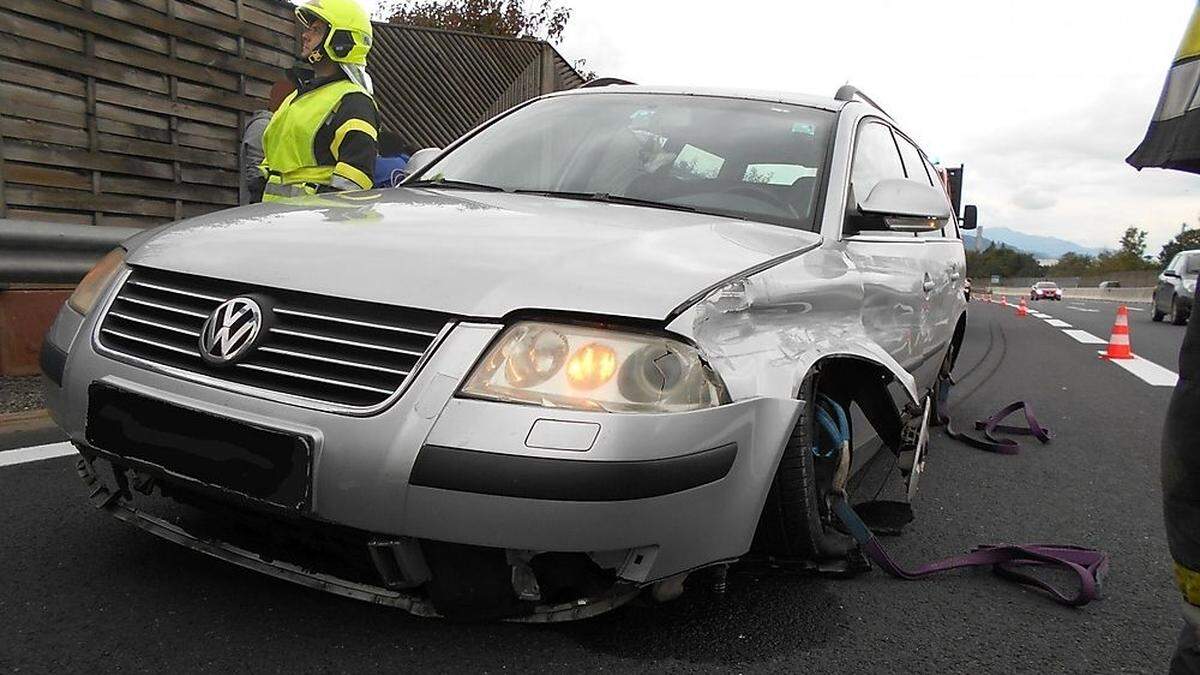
[[961, 204, 978, 230], [402, 147, 443, 181], [860, 178, 952, 232]]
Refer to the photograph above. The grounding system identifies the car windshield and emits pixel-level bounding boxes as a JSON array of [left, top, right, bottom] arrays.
[[417, 93, 835, 230], [1036, 282, 1058, 288]]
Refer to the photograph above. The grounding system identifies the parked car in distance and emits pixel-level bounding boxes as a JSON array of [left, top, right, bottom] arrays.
[[1099, 280, 1121, 289], [42, 84, 972, 621], [1153, 249, 1200, 325], [1031, 281, 1062, 301]]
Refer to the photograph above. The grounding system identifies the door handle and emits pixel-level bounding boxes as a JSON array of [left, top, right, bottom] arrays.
[[923, 275, 935, 293]]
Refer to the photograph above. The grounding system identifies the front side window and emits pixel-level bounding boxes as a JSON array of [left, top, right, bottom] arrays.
[[419, 93, 835, 230], [1180, 253, 1200, 275], [849, 121, 906, 208], [894, 134, 931, 185]]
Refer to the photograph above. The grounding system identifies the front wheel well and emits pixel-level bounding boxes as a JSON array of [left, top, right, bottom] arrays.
[[807, 356, 904, 454]]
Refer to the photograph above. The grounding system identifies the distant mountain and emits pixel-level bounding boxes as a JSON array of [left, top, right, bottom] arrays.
[[965, 227, 1104, 259]]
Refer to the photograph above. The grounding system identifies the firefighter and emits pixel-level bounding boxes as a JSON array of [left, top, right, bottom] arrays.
[[259, 0, 378, 202], [1165, 280, 1200, 674]]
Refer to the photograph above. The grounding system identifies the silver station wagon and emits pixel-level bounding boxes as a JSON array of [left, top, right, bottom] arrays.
[[43, 84, 972, 621]]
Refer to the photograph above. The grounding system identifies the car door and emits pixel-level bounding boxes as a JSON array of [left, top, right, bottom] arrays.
[[1158, 253, 1183, 312], [894, 131, 964, 368], [841, 119, 940, 391]]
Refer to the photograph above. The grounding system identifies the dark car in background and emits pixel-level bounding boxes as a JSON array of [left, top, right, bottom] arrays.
[[1153, 249, 1200, 325], [1030, 281, 1062, 301]]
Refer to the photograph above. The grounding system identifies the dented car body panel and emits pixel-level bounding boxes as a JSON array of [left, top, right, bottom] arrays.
[[44, 85, 967, 620]]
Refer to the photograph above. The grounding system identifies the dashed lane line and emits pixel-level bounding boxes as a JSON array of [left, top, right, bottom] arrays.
[[0, 442, 76, 468], [994, 301, 1180, 388], [1067, 305, 1100, 313], [1063, 329, 1108, 344], [1104, 355, 1180, 387]]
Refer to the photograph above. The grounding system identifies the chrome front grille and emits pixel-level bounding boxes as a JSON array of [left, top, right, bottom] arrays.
[[97, 267, 454, 410]]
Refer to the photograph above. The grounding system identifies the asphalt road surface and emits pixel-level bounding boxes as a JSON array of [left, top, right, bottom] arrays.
[[0, 300, 1187, 673]]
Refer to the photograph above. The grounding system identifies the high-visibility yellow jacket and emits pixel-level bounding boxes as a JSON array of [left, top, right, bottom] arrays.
[[259, 75, 377, 202]]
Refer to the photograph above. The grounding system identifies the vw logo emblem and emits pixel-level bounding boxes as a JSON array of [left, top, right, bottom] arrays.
[[199, 297, 263, 365]]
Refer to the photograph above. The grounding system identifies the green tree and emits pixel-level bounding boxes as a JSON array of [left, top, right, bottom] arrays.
[[1159, 228, 1200, 266], [384, 0, 574, 43], [1119, 226, 1149, 259], [1046, 251, 1095, 277], [965, 243, 1043, 280]]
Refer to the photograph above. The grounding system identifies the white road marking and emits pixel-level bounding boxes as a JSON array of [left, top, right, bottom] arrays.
[[1045, 319, 1073, 328], [1062, 329, 1108, 344], [1030, 312, 1052, 319], [1067, 305, 1100, 313], [1126, 307, 1146, 312], [0, 442, 77, 468], [1103, 354, 1180, 387]]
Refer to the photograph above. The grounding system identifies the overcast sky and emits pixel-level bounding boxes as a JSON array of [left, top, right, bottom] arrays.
[[352, 1, 1198, 254]]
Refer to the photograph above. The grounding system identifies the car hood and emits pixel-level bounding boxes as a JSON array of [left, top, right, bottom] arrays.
[[126, 188, 820, 320]]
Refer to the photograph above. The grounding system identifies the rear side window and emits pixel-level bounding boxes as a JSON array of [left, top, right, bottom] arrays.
[[850, 121, 906, 207]]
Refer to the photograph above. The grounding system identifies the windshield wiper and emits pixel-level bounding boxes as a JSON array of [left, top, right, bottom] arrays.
[[404, 178, 506, 192], [514, 190, 700, 214]]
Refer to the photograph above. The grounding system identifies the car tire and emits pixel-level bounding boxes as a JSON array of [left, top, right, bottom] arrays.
[[1152, 301, 1165, 322], [753, 376, 833, 560], [1171, 295, 1189, 325]]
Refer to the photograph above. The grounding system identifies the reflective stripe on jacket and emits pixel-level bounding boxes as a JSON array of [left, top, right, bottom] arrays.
[[259, 78, 377, 202]]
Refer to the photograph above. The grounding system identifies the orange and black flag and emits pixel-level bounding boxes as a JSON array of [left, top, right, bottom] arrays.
[[1128, 2, 1200, 174]]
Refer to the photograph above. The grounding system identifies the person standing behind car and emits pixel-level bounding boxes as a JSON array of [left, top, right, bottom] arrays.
[[373, 130, 414, 188], [241, 81, 295, 204], [259, 0, 378, 202], [1164, 279, 1200, 674]]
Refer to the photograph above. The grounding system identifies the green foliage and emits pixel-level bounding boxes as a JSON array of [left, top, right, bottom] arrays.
[[1119, 226, 1148, 258], [1159, 228, 1200, 266], [383, 0, 573, 43], [965, 243, 1043, 279], [1050, 251, 1095, 276], [1042, 226, 1158, 277]]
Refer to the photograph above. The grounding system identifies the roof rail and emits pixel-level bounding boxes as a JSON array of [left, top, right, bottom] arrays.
[[834, 84, 892, 118], [578, 77, 636, 89]]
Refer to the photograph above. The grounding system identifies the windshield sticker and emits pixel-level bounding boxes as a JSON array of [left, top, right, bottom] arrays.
[[791, 122, 815, 136]]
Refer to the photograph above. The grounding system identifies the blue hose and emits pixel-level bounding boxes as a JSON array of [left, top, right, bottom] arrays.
[[812, 394, 851, 458]]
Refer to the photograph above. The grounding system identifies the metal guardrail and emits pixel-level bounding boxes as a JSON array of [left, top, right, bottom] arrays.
[[0, 220, 138, 285]]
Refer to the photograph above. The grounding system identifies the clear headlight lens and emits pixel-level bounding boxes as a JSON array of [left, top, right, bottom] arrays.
[[460, 322, 729, 413], [67, 248, 126, 315], [1185, 279, 1196, 293]]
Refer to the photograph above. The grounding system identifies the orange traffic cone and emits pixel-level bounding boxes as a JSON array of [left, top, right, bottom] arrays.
[[1017, 298, 1028, 317], [1099, 305, 1134, 360], [1001, 296, 1009, 307]]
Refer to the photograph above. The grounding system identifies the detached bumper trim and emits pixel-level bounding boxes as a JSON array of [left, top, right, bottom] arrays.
[[410, 442, 738, 501]]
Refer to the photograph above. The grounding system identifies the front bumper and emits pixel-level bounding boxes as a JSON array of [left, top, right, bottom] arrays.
[[44, 294, 802, 614]]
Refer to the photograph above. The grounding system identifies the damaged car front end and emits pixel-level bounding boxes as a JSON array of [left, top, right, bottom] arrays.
[[43, 86, 966, 621]]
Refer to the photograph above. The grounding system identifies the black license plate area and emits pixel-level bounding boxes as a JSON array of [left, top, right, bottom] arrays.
[[86, 383, 311, 509]]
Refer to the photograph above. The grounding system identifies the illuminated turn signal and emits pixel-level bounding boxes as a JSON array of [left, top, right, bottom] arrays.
[[565, 343, 617, 390]]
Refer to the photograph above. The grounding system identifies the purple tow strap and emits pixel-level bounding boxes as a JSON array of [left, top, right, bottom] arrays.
[[833, 497, 1108, 607], [941, 399, 1053, 455], [834, 399, 1107, 607]]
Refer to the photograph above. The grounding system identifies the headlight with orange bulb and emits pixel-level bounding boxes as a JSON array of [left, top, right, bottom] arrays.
[[459, 321, 729, 413]]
